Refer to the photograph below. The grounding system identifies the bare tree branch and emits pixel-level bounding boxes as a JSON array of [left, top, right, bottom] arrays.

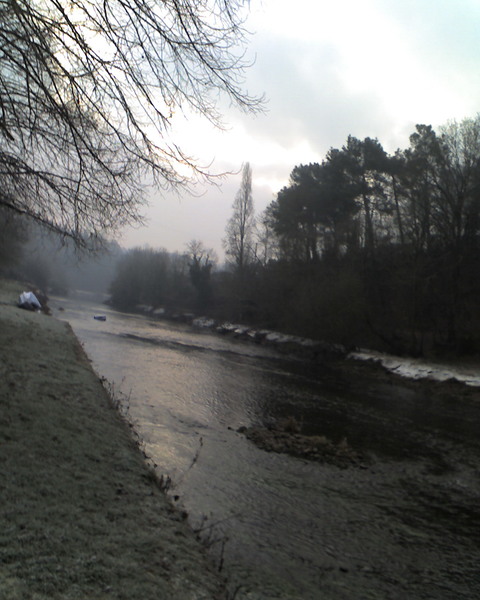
[[0, 0, 263, 247]]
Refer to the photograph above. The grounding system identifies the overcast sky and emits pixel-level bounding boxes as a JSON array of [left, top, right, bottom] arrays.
[[121, 0, 480, 259]]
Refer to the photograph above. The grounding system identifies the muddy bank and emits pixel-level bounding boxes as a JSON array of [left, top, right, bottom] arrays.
[[0, 278, 225, 600]]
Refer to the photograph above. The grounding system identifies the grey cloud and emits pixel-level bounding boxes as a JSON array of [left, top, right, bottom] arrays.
[[241, 34, 399, 158]]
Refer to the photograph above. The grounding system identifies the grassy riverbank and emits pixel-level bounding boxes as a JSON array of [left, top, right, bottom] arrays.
[[0, 278, 225, 600]]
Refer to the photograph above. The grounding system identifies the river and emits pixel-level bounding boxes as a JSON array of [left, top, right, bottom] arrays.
[[53, 292, 480, 600]]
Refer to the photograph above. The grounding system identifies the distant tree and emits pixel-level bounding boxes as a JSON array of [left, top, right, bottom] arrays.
[[311, 153, 360, 256], [337, 136, 392, 256], [109, 247, 173, 309], [269, 164, 323, 262], [167, 252, 192, 305], [255, 208, 279, 265], [0, 0, 262, 247], [224, 162, 256, 273], [401, 119, 480, 345], [186, 240, 217, 309], [405, 120, 480, 250], [267, 160, 358, 262]]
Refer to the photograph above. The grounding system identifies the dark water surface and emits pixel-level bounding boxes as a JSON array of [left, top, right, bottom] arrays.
[[53, 293, 480, 600]]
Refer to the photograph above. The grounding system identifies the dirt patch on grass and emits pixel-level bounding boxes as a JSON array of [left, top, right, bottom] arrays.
[[0, 278, 225, 600]]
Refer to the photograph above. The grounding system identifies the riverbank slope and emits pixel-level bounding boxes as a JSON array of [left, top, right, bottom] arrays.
[[0, 278, 225, 599]]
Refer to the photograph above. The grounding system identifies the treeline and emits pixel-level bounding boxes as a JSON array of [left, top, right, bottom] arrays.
[[252, 117, 480, 356], [108, 247, 192, 310], [3, 114, 480, 356], [109, 117, 480, 357], [108, 241, 218, 312]]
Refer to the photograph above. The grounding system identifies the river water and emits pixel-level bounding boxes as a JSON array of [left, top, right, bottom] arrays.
[[53, 293, 480, 600]]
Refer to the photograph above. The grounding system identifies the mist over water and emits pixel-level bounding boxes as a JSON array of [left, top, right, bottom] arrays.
[[53, 293, 480, 600]]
